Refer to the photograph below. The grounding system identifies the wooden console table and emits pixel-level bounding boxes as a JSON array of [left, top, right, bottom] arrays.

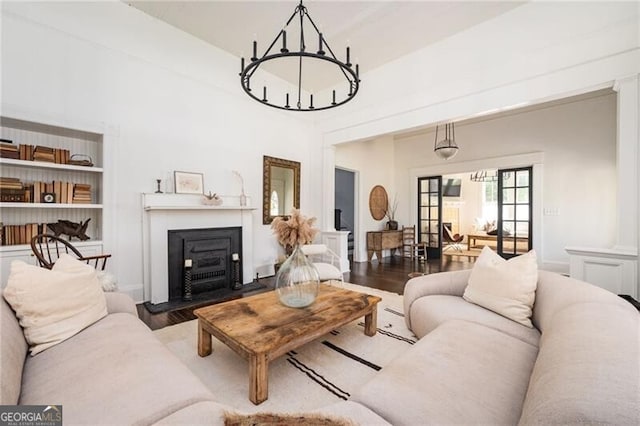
[[467, 233, 529, 252], [367, 230, 402, 261]]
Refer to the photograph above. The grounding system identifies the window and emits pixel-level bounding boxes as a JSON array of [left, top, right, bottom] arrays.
[[482, 181, 498, 222]]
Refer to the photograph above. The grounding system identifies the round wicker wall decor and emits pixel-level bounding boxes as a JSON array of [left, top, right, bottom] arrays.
[[369, 185, 388, 221]]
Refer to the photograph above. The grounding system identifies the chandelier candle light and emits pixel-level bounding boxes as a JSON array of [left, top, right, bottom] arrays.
[[239, 0, 360, 111]]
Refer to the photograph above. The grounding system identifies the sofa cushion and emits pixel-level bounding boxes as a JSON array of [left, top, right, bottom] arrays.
[[0, 298, 28, 404], [408, 294, 540, 346], [519, 302, 640, 425], [103, 291, 138, 315], [531, 270, 634, 332], [351, 320, 539, 425], [3, 255, 107, 355], [20, 312, 216, 425], [463, 246, 538, 327]]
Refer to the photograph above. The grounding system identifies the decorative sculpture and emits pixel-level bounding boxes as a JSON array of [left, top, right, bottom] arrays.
[[47, 219, 91, 241]]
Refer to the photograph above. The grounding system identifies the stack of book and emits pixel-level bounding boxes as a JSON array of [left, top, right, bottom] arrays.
[[73, 184, 92, 204], [0, 177, 25, 202], [33, 145, 55, 162], [0, 140, 19, 159], [1, 223, 44, 246]]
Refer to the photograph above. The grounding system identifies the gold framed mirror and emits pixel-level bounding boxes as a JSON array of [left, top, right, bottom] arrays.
[[263, 155, 301, 224]]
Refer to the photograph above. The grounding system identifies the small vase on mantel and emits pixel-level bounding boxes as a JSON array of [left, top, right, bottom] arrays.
[[275, 245, 320, 308]]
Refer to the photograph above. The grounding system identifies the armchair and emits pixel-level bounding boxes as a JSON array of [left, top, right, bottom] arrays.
[[300, 244, 344, 284], [442, 224, 464, 251]]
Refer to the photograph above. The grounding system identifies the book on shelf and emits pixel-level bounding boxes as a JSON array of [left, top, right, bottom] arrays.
[[33, 145, 55, 163], [19, 144, 34, 161], [0, 142, 20, 159], [0, 223, 44, 246], [73, 183, 92, 204], [0, 177, 23, 189], [0, 177, 25, 202]]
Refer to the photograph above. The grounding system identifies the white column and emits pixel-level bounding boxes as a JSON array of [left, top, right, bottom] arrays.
[[322, 144, 337, 231], [613, 75, 639, 252], [568, 75, 639, 299]]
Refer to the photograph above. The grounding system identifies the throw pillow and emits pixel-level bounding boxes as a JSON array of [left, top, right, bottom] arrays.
[[463, 246, 538, 327], [3, 254, 107, 355]]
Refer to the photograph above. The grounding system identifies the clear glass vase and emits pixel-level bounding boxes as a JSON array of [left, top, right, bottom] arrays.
[[275, 245, 320, 308]]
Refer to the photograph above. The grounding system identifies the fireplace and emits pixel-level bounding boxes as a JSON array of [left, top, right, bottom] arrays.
[[167, 227, 242, 302]]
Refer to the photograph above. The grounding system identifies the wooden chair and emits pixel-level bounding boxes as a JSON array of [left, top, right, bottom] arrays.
[[402, 226, 427, 260], [30, 234, 111, 270]]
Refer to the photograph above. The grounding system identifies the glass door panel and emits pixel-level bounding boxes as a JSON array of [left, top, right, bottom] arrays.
[[418, 176, 442, 259], [497, 167, 532, 258]]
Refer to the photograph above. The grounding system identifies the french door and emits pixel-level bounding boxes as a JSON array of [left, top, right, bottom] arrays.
[[497, 167, 533, 258], [417, 176, 442, 259]]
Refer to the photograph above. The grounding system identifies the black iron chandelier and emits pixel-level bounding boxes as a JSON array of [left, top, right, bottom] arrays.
[[239, 0, 360, 111], [469, 170, 512, 182], [470, 170, 499, 182]]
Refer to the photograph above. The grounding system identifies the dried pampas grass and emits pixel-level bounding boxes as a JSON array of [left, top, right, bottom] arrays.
[[271, 209, 318, 252]]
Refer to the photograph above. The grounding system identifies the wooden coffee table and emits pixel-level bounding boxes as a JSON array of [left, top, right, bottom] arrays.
[[194, 284, 382, 405]]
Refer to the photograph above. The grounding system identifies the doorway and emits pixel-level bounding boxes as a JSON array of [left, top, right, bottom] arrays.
[[335, 168, 355, 257], [418, 167, 534, 260]]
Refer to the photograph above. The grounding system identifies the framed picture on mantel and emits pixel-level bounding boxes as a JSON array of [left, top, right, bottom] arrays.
[[174, 171, 204, 194]]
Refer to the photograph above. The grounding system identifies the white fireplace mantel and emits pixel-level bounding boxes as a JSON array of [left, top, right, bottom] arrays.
[[141, 193, 256, 304]]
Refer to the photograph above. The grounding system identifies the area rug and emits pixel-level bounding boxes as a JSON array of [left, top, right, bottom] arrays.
[[154, 283, 416, 413]]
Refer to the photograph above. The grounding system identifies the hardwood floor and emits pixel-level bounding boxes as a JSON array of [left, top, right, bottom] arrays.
[[136, 256, 475, 330]]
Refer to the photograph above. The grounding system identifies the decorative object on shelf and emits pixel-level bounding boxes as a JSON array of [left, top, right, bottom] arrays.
[[68, 154, 93, 167], [233, 170, 247, 206], [369, 185, 388, 221], [385, 194, 398, 230], [469, 169, 511, 182], [42, 192, 56, 204], [434, 122, 459, 160], [46, 219, 91, 241], [174, 171, 204, 194], [239, 0, 360, 112], [202, 191, 223, 206], [271, 209, 320, 308], [155, 179, 163, 194]]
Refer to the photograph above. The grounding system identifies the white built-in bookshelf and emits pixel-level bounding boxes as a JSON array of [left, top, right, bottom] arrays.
[[0, 115, 106, 284]]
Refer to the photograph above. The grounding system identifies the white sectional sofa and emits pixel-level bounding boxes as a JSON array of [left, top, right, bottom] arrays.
[[351, 269, 640, 425], [2, 269, 638, 425]]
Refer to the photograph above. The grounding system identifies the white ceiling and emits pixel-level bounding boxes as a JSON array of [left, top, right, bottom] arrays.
[[127, 1, 525, 91]]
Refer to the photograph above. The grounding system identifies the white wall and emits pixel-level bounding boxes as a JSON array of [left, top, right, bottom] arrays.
[[316, 1, 638, 143], [321, 1, 637, 278], [335, 135, 395, 262], [1, 2, 322, 300], [389, 92, 616, 270]]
